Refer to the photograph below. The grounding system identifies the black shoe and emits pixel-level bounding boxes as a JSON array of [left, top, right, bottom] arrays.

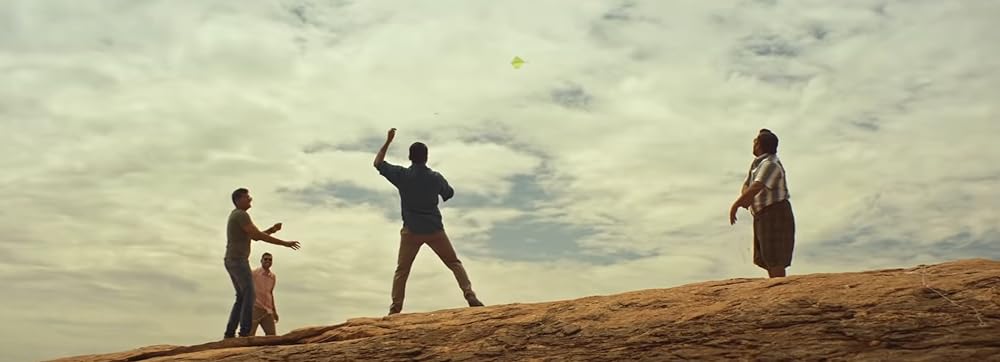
[[223, 334, 236, 339], [466, 296, 484, 307], [388, 304, 402, 315]]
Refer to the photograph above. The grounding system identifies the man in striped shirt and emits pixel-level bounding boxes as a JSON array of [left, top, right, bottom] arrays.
[[730, 129, 795, 278], [251, 252, 278, 336]]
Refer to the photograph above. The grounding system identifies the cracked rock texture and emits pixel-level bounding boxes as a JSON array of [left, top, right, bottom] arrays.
[[50, 259, 1000, 361]]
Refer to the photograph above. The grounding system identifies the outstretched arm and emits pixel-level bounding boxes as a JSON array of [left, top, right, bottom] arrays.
[[263, 222, 282, 235], [240, 221, 301, 250], [373, 128, 396, 167]]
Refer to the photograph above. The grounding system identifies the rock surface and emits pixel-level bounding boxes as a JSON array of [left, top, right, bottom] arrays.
[[50, 259, 1000, 361]]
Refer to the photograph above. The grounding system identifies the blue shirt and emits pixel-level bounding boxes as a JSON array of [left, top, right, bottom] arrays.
[[376, 161, 454, 234]]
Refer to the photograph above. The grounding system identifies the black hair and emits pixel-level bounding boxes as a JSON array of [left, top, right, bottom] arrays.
[[409, 142, 428, 164], [231, 188, 249, 206], [758, 129, 779, 154]]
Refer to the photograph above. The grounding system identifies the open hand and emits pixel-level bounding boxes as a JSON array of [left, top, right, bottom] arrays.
[[729, 204, 739, 225], [285, 240, 301, 250]]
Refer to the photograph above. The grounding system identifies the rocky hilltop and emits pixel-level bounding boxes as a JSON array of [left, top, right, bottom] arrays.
[[51, 259, 1000, 361]]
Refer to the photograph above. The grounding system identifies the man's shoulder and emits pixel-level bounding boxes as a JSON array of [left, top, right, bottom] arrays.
[[758, 155, 781, 166], [377, 160, 404, 169], [422, 167, 446, 179], [764, 155, 785, 168], [231, 209, 252, 221], [377, 161, 410, 176]]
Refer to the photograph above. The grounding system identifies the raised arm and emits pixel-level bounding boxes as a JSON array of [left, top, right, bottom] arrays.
[[373, 128, 396, 167]]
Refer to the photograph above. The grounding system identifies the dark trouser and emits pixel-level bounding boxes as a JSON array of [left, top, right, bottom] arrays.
[[224, 257, 255, 337], [390, 227, 475, 313], [752, 199, 796, 270]]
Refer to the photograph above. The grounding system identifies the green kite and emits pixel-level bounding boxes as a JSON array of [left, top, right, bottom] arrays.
[[511, 56, 525, 69]]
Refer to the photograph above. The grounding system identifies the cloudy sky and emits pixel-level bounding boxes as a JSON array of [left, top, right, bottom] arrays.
[[2, 0, 998, 360]]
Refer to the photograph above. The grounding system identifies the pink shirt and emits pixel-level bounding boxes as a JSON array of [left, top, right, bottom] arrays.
[[252, 267, 276, 314]]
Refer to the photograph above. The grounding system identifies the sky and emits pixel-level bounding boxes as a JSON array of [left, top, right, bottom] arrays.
[[2, 0, 998, 360]]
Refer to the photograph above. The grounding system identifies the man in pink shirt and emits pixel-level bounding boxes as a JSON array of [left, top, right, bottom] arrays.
[[251, 252, 279, 336]]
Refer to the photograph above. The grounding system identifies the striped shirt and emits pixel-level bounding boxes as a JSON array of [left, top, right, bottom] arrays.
[[252, 267, 276, 314], [744, 153, 790, 213]]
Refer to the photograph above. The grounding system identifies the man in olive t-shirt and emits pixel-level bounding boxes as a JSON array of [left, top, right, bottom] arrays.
[[223, 188, 301, 339]]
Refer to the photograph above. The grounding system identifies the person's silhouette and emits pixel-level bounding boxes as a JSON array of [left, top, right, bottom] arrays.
[[223, 188, 300, 338], [373, 128, 484, 315]]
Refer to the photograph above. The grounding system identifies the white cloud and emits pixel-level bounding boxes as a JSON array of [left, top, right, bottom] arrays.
[[1, 1, 998, 361]]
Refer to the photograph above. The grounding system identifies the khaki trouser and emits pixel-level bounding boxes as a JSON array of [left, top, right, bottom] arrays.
[[250, 306, 276, 336], [390, 228, 475, 313]]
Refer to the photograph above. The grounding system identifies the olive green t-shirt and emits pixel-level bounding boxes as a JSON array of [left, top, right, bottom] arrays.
[[226, 208, 253, 259]]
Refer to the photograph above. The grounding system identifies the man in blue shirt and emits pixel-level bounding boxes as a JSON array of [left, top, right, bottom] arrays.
[[374, 128, 484, 315]]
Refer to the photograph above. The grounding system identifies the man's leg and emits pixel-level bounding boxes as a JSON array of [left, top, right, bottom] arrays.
[[425, 230, 483, 307], [228, 259, 256, 336], [223, 260, 243, 338], [752, 216, 770, 272], [260, 311, 277, 336], [754, 201, 794, 279], [252, 306, 276, 335], [768, 201, 795, 279], [250, 306, 264, 336], [390, 228, 422, 315]]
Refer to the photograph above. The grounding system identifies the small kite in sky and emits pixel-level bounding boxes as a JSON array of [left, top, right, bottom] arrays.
[[511, 56, 525, 69]]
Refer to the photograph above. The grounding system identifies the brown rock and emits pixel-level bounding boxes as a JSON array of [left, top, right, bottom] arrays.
[[48, 259, 1000, 362]]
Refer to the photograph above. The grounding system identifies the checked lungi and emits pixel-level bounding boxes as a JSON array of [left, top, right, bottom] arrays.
[[753, 199, 795, 269]]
